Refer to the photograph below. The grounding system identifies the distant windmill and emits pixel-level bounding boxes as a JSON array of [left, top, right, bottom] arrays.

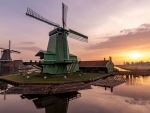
[[25, 3, 88, 74], [0, 40, 20, 63]]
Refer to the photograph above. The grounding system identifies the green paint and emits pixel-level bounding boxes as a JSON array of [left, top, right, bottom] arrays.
[[41, 31, 79, 74], [63, 32, 69, 61], [26, 3, 88, 75], [106, 60, 114, 73]]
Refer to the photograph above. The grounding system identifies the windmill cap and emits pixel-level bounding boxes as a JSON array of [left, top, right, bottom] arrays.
[[49, 27, 66, 36]]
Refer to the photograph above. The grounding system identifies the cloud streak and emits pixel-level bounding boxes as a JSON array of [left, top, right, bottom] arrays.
[[21, 42, 35, 45], [17, 46, 42, 52], [120, 23, 150, 34]]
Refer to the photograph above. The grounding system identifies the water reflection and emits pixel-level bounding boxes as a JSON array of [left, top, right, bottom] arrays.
[[0, 81, 7, 100], [20, 92, 81, 113], [126, 75, 150, 86], [114, 66, 130, 71], [0, 74, 150, 113], [0, 82, 81, 113], [91, 74, 150, 93], [0, 81, 7, 90]]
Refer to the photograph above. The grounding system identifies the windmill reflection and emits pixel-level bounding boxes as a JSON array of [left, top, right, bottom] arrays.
[[0, 81, 8, 100], [0, 81, 7, 90], [21, 91, 81, 113]]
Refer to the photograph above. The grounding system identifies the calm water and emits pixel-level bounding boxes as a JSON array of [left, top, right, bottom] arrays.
[[0, 75, 150, 113]]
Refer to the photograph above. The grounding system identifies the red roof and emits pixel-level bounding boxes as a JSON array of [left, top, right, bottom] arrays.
[[79, 60, 109, 67], [3, 60, 22, 66]]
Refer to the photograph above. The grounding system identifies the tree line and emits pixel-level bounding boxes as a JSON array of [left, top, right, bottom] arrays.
[[123, 61, 150, 66]]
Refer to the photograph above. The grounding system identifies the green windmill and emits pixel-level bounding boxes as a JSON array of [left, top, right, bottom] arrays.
[[26, 3, 88, 74]]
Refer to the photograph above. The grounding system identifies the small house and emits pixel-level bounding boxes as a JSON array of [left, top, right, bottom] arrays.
[[1, 60, 28, 75], [79, 57, 114, 73]]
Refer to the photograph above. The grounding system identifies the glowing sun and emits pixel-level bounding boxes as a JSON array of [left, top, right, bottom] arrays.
[[129, 52, 142, 59]]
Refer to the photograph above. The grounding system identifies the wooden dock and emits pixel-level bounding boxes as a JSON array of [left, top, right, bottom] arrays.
[[91, 75, 126, 88], [2, 82, 91, 94]]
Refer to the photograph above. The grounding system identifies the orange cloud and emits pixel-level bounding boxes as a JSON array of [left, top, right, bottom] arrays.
[[82, 23, 150, 64]]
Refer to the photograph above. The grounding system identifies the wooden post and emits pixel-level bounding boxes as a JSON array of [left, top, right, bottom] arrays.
[[111, 87, 113, 92]]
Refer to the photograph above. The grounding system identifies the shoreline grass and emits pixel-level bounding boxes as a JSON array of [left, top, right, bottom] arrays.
[[0, 72, 108, 83]]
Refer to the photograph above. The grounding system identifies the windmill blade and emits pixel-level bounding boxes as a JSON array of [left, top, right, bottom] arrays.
[[10, 50, 20, 53], [0, 47, 6, 50], [68, 29, 88, 42], [62, 3, 68, 29], [26, 7, 60, 27]]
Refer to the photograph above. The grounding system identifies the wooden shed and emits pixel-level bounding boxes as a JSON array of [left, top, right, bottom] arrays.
[[79, 57, 114, 73]]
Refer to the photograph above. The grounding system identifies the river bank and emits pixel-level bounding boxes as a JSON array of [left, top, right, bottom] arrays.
[[0, 72, 117, 85]]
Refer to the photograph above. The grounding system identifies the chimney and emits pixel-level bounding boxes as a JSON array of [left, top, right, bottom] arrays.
[[109, 56, 112, 61], [104, 58, 105, 61]]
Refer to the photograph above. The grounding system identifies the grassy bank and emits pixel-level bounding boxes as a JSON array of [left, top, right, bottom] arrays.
[[0, 72, 108, 84]]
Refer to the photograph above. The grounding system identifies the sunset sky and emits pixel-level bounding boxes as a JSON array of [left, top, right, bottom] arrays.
[[0, 0, 150, 64]]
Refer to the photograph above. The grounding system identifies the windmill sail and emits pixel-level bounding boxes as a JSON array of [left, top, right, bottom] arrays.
[[62, 3, 68, 29], [26, 8, 60, 27], [68, 29, 88, 42]]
